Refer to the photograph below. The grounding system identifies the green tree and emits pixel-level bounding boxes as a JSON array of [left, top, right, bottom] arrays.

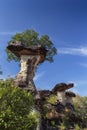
[[6, 29, 57, 63], [0, 79, 38, 130], [0, 66, 2, 75]]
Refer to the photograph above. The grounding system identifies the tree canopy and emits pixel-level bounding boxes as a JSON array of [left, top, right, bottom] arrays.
[[6, 29, 57, 63], [0, 66, 2, 75]]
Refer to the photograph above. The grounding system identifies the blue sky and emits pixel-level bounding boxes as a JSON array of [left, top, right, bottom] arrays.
[[0, 0, 87, 96]]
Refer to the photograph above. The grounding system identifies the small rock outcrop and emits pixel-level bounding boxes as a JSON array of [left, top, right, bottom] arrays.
[[35, 83, 76, 130]]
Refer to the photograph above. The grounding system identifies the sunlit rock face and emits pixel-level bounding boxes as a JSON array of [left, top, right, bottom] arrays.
[[65, 91, 76, 112], [52, 83, 74, 105], [66, 96, 73, 104], [65, 91, 76, 104], [14, 55, 41, 92], [57, 91, 66, 105]]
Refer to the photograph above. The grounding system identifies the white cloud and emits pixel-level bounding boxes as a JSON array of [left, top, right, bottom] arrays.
[[58, 47, 87, 56], [34, 71, 45, 81]]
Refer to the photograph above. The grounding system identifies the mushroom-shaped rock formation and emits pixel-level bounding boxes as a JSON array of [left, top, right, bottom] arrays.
[[65, 91, 76, 112], [65, 91, 76, 105], [52, 83, 74, 93], [52, 83, 74, 105], [7, 42, 47, 93], [66, 91, 76, 97]]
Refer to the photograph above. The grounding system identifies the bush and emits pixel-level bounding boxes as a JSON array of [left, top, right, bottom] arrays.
[[0, 80, 38, 130]]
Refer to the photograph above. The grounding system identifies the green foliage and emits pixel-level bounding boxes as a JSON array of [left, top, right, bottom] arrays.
[[6, 29, 57, 63], [73, 95, 87, 126], [58, 122, 66, 130], [47, 94, 57, 104], [0, 71, 2, 75], [0, 79, 38, 130], [74, 124, 81, 130], [6, 49, 20, 62], [0, 66, 2, 75], [51, 121, 55, 126]]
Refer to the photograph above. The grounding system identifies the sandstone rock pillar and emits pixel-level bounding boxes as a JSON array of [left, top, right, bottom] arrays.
[[14, 55, 41, 92], [7, 43, 47, 93]]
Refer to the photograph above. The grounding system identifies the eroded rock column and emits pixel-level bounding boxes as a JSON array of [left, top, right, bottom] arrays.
[[14, 55, 41, 93]]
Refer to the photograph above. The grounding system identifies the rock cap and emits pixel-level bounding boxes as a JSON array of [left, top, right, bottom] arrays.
[[52, 83, 74, 93], [7, 42, 47, 63]]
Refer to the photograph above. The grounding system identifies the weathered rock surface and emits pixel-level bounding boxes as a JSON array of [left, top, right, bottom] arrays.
[[7, 42, 47, 93], [14, 55, 40, 92]]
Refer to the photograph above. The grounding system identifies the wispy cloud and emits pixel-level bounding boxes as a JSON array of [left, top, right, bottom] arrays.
[[58, 47, 87, 56], [69, 79, 87, 87], [67, 80, 79, 94], [0, 31, 21, 35], [34, 71, 45, 81], [80, 63, 87, 68], [70, 88, 80, 95], [68, 79, 87, 95]]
